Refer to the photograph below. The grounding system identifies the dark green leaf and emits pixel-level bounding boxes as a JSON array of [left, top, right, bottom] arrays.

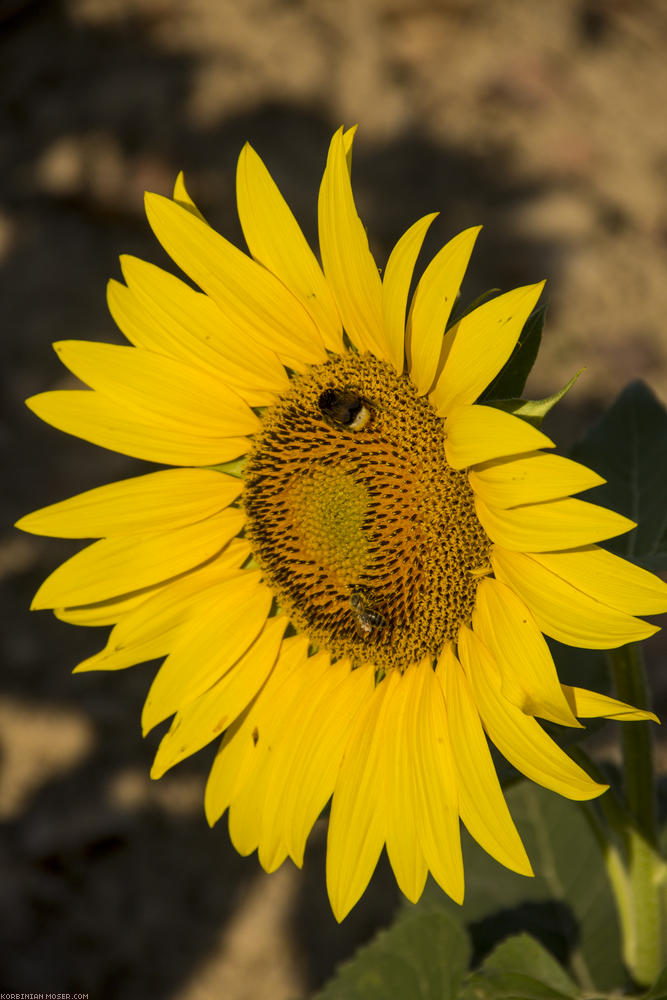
[[482, 305, 546, 401], [459, 934, 580, 999], [570, 381, 667, 568], [313, 908, 470, 1000], [416, 783, 627, 993], [641, 965, 667, 999]]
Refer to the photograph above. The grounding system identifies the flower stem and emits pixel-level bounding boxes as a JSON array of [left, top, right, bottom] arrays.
[[609, 642, 663, 985], [610, 643, 657, 843]]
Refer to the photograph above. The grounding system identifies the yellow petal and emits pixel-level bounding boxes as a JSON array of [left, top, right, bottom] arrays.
[[468, 452, 605, 509], [318, 128, 387, 358], [142, 575, 271, 732], [53, 340, 259, 437], [26, 390, 248, 467], [438, 644, 533, 876], [407, 227, 481, 395], [475, 494, 635, 553], [57, 586, 166, 628], [326, 673, 394, 922], [144, 192, 326, 369], [31, 508, 244, 610], [445, 404, 554, 470], [227, 647, 325, 862], [204, 636, 310, 826], [431, 283, 544, 415], [172, 171, 206, 221], [562, 685, 659, 724], [530, 546, 667, 617], [17, 469, 241, 538], [73, 597, 182, 673], [472, 578, 580, 727], [151, 616, 287, 778], [383, 667, 429, 903], [72, 540, 250, 668], [409, 662, 465, 903], [491, 547, 658, 649], [237, 143, 343, 354], [458, 626, 607, 800], [61, 537, 248, 627], [382, 214, 438, 374], [113, 258, 287, 405], [255, 651, 336, 872], [282, 660, 374, 866]]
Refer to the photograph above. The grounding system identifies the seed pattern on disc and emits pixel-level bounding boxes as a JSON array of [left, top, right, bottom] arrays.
[[243, 353, 491, 672]]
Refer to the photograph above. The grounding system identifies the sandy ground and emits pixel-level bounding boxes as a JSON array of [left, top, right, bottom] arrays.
[[2, 0, 667, 996]]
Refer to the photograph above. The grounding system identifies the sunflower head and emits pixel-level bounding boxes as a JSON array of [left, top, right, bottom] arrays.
[[244, 350, 492, 674], [17, 127, 667, 921]]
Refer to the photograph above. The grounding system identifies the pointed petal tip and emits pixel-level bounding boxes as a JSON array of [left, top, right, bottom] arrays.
[[448, 881, 465, 906], [149, 760, 165, 781], [13, 513, 32, 534], [329, 895, 350, 924], [141, 703, 159, 737], [172, 170, 187, 199], [143, 189, 170, 217], [512, 850, 535, 878], [30, 585, 53, 612]]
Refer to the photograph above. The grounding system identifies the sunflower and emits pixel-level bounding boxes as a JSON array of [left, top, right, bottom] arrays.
[[18, 128, 667, 921]]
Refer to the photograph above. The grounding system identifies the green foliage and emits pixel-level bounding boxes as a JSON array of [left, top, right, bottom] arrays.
[[481, 305, 546, 402], [459, 934, 579, 999], [641, 966, 667, 999], [313, 908, 470, 1000], [420, 782, 627, 993], [570, 381, 667, 571]]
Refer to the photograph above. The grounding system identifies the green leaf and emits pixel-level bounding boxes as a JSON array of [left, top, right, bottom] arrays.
[[642, 965, 667, 999], [570, 380, 667, 568], [481, 305, 546, 402], [313, 908, 471, 1000], [487, 371, 583, 428], [416, 783, 628, 993], [459, 934, 580, 999]]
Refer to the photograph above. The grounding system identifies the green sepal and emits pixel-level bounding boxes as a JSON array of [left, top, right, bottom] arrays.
[[482, 304, 547, 401], [208, 456, 247, 478], [487, 370, 584, 428]]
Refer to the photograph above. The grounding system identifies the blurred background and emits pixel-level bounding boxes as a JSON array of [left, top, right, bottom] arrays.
[[2, 0, 667, 996]]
